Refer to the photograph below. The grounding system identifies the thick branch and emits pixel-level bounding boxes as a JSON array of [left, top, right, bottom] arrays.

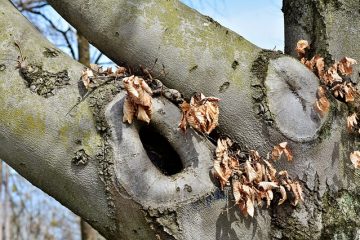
[[0, 0, 114, 237]]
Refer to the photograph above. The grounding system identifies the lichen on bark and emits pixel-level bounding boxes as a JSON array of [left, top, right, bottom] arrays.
[[20, 64, 70, 98]]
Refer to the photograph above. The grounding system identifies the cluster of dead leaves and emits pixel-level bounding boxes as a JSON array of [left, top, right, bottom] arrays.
[[296, 40, 358, 116], [297, 40, 360, 169], [179, 93, 220, 134], [213, 138, 303, 217], [123, 75, 153, 124], [81, 64, 127, 89], [79, 64, 154, 124]]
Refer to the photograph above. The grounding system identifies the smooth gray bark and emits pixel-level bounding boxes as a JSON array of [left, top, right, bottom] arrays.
[[1, 0, 359, 239]]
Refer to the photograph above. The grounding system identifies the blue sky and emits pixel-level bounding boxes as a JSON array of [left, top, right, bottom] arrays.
[[181, 0, 284, 51]]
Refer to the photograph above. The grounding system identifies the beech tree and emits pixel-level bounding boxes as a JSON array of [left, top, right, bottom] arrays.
[[0, 0, 359, 239]]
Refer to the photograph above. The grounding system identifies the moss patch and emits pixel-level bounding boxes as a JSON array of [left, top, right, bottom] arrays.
[[321, 190, 360, 239], [43, 47, 61, 58]]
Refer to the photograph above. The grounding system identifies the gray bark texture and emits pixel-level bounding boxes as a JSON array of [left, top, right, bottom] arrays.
[[0, 0, 359, 239]]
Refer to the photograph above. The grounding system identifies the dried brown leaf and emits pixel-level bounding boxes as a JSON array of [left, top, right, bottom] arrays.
[[213, 138, 234, 189], [246, 197, 255, 217], [254, 162, 263, 183], [296, 40, 309, 57], [271, 145, 282, 161], [347, 113, 358, 132], [278, 185, 287, 205], [343, 83, 356, 102], [283, 146, 293, 162], [314, 55, 325, 78], [278, 170, 289, 179], [314, 96, 330, 117], [123, 75, 153, 124], [245, 160, 257, 183], [232, 181, 242, 203], [258, 181, 279, 191], [123, 76, 139, 98], [179, 93, 220, 134], [266, 189, 273, 207], [115, 66, 127, 76], [81, 68, 93, 89], [137, 106, 151, 123], [263, 160, 276, 181], [122, 97, 136, 124], [322, 64, 342, 86], [271, 142, 293, 161], [350, 151, 360, 169], [250, 150, 261, 162], [338, 57, 357, 76]]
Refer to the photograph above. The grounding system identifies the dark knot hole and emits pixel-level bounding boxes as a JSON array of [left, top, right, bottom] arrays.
[[139, 125, 184, 176]]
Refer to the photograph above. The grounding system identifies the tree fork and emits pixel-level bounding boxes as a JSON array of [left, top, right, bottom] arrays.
[[1, 0, 360, 239]]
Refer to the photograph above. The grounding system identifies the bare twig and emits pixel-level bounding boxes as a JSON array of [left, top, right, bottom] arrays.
[[93, 52, 103, 64], [25, 9, 76, 59]]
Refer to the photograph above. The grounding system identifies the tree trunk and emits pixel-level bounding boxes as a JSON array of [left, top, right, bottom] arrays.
[[81, 220, 97, 240], [0, 0, 359, 239], [77, 32, 90, 67]]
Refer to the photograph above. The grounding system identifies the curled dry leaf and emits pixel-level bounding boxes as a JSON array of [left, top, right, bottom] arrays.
[[258, 181, 279, 191], [245, 160, 257, 183], [246, 196, 255, 217], [255, 162, 263, 183], [115, 66, 127, 77], [331, 82, 357, 102], [137, 105, 151, 123], [338, 57, 357, 76], [213, 138, 233, 189], [179, 93, 220, 134], [88, 64, 127, 78], [265, 189, 273, 207], [322, 64, 342, 85], [278, 185, 287, 205], [81, 68, 94, 89], [350, 151, 360, 169], [278, 170, 289, 178], [232, 180, 242, 203], [123, 75, 153, 124], [250, 150, 261, 162], [302, 55, 324, 77], [122, 97, 136, 124], [271, 142, 293, 161], [347, 113, 358, 132], [295, 40, 309, 57], [314, 55, 325, 78], [343, 83, 356, 102], [263, 160, 276, 181], [314, 86, 330, 117]]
